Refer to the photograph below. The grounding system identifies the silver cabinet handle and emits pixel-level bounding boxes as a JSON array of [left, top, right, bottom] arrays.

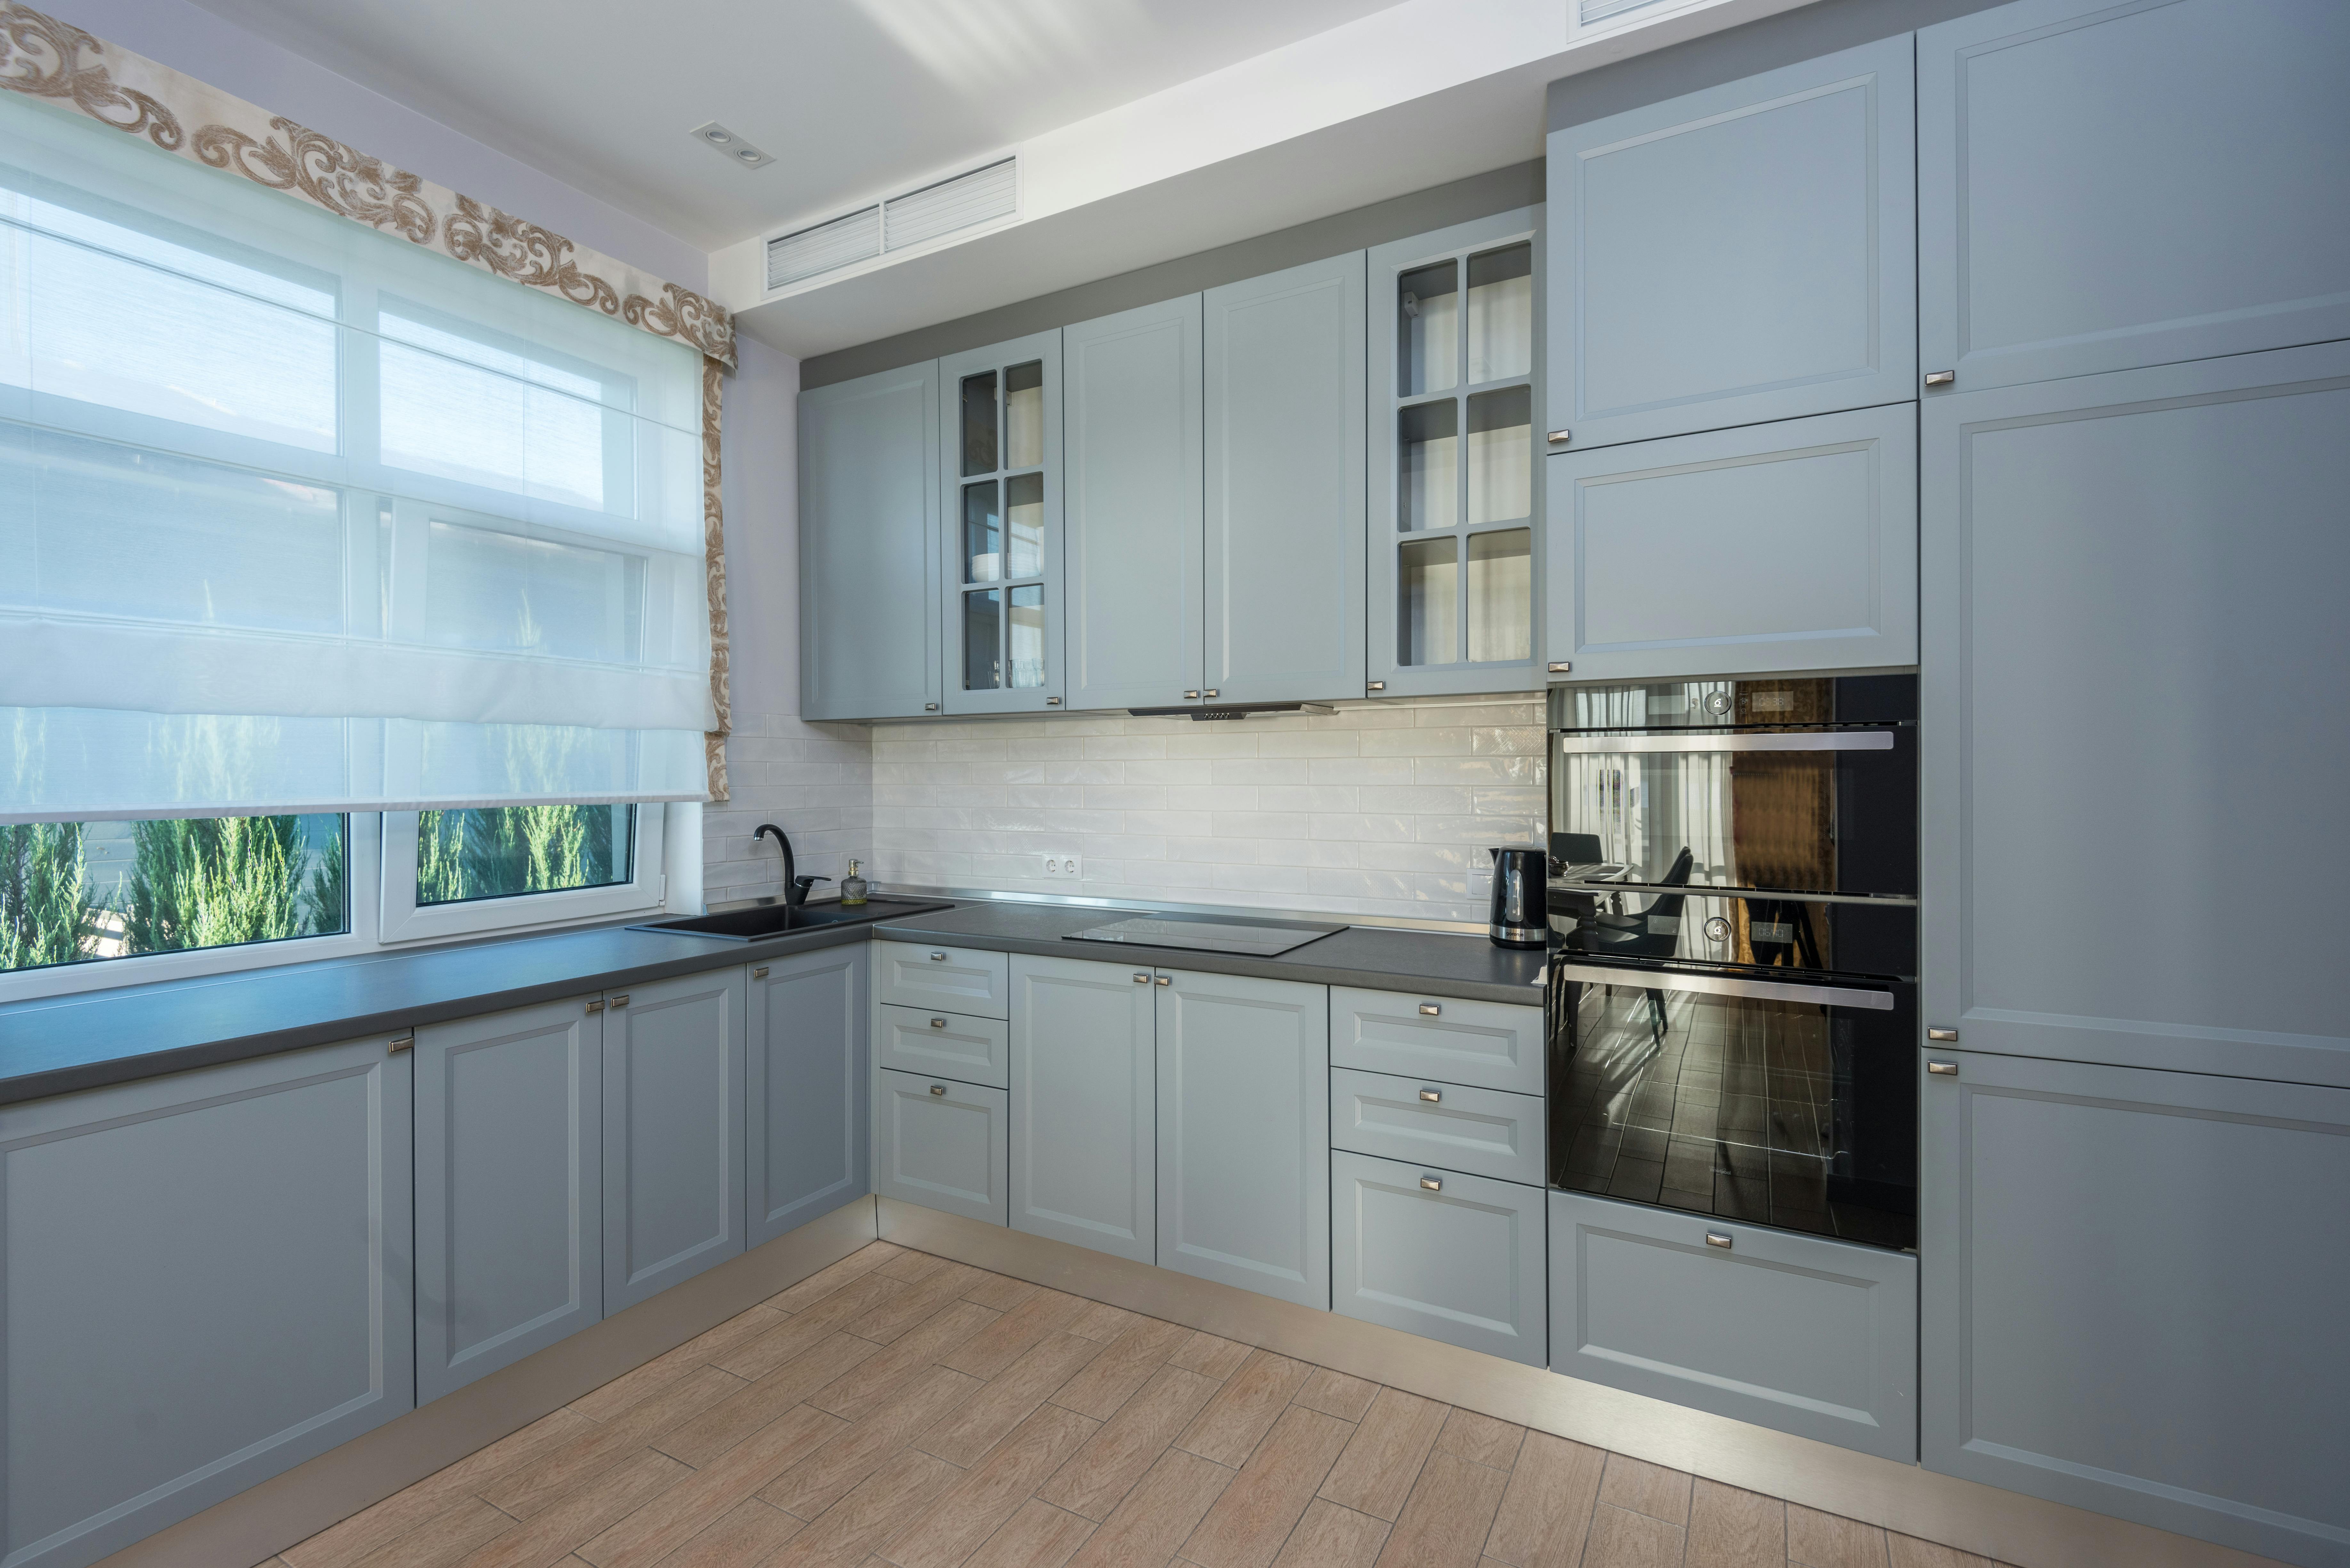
[[1928, 1061, 1959, 1076], [1705, 1231, 1733, 1250], [1557, 730, 1894, 755], [1419, 1176, 1442, 1192], [929, 1017, 948, 1029], [1133, 972, 1151, 984], [1204, 689, 1218, 698], [929, 1083, 947, 1096], [1547, 428, 1572, 444], [1418, 1089, 1441, 1104], [1924, 370, 1956, 387], [1155, 975, 1171, 986], [1927, 1027, 1959, 1042], [929, 951, 948, 961], [388, 1034, 413, 1054], [610, 994, 630, 1008], [1184, 690, 1200, 700], [1418, 1003, 1440, 1017], [586, 1000, 605, 1014], [925, 702, 939, 712], [1549, 961, 1894, 1011], [752, 965, 769, 979], [1046, 697, 1062, 706], [1548, 662, 1572, 674], [1366, 681, 1386, 692]]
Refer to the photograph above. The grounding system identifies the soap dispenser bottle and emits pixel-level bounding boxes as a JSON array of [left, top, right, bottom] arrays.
[[840, 858, 869, 906]]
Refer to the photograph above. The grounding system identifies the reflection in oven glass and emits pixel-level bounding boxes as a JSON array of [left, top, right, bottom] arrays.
[[1553, 984, 1914, 1249]]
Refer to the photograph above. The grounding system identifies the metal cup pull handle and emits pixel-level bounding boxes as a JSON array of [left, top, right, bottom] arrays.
[[1418, 1089, 1441, 1104], [1419, 1176, 1442, 1192], [929, 951, 948, 961], [929, 1084, 947, 1096], [929, 1017, 948, 1029], [1705, 1231, 1733, 1250], [1418, 1003, 1440, 1017]]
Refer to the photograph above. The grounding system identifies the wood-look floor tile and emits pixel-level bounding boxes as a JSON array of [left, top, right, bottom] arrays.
[[1596, 1453, 1692, 1526], [1886, 1536, 1994, 1568], [1372, 1450, 1511, 1568], [723, 1275, 909, 1381], [940, 1288, 1090, 1378], [811, 1300, 1001, 1423], [765, 1244, 906, 1313], [1068, 1300, 1145, 1342], [851, 1261, 993, 1345], [1433, 1408, 1525, 1472], [1270, 1500, 1388, 1568], [1175, 1349, 1313, 1467], [284, 1411, 591, 1568], [959, 1498, 1096, 1568], [462, 1449, 690, 1568], [1316, 1388, 1447, 1523], [1578, 1504, 1683, 1568], [884, 1404, 1100, 1568], [569, 1307, 785, 1424], [1685, 1478, 1784, 1568], [876, 1248, 953, 1284], [1039, 1365, 1221, 1520], [658, 1333, 884, 1469], [918, 1330, 1105, 1467], [1166, 1330, 1253, 1380], [1289, 1370, 1378, 1424], [1181, 1405, 1355, 1568], [1065, 1450, 1237, 1568], [345, 1499, 515, 1568], [651, 1500, 804, 1568], [1482, 1432, 1605, 1568], [577, 1404, 844, 1568], [770, 1448, 961, 1567], [1050, 1318, 1194, 1421], [486, 1365, 746, 1518], [960, 1272, 1041, 1312], [1787, 1503, 1890, 1568], [763, 1364, 984, 1519]]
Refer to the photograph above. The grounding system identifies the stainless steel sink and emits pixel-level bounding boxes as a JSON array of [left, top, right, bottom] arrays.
[[628, 896, 951, 941]]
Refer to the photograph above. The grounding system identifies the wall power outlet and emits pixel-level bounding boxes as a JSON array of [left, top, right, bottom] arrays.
[[1041, 854, 1082, 879]]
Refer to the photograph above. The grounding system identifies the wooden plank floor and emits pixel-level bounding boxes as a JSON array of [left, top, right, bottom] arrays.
[[277, 1242, 2014, 1568]]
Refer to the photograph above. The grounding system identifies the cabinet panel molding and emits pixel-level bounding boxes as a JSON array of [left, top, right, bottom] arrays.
[[602, 968, 747, 1313], [748, 947, 869, 1248], [874, 1067, 1009, 1226], [1332, 1151, 1546, 1366], [1009, 954, 1155, 1263]]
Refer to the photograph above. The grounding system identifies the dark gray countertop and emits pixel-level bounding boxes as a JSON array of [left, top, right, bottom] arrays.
[[0, 896, 1545, 1107]]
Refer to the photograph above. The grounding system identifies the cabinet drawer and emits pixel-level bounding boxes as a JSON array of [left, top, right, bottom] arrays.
[[1332, 1152, 1546, 1367], [875, 941, 1009, 1019], [876, 1004, 1008, 1089], [1331, 987, 1543, 1095], [1331, 1068, 1545, 1186], [1550, 1190, 1915, 1462], [874, 1068, 1008, 1226]]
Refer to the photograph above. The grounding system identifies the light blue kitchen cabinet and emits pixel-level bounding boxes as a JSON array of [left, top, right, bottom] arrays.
[[1917, 0, 2350, 395], [1008, 954, 1156, 1263], [1546, 35, 1916, 450], [1544, 402, 1917, 683], [1204, 254, 1367, 704], [874, 939, 1010, 1019], [799, 360, 942, 719], [602, 968, 746, 1313], [1330, 986, 1545, 1097], [1329, 1067, 1545, 1187], [1331, 1151, 1546, 1367], [1551, 1190, 1916, 1463], [939, 329, 1064, 713], [747, 947, 868, 1249], [1920, 342, 2350, 1089], [874, 1066, 1009, 1226], [414, 997, 602, 1404], [876, 1002, 1008, 1089], [1919, 1051, 2350, 1566], [1367, 208, 1546, 697], [1156, 968, 1330, 1309], [0, 1037, 413, 1568], [1064, 295, 1207, 711]]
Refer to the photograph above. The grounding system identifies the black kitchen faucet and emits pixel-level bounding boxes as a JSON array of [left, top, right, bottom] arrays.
[[753, 823, 831, 907]]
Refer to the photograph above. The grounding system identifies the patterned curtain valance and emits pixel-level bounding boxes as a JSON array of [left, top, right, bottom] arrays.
[[0, 1, 734, 367]]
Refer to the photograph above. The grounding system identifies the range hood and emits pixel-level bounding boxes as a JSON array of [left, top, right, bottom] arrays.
[[1126, 702, 1337, 721]]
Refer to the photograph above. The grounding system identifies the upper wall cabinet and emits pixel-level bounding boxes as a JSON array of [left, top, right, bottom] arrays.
[[1064, 296, 1207, 712], [1368, 209, 1545, 698], [1204, 254, 1368, 704], [800, 361, 942, 720], [940, 330, 1064, 713], [1918, 0, 2350, 394], [1546, 36, 1917, 450]]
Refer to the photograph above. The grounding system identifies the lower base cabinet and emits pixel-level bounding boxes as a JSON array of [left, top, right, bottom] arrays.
[[1550, 1190, 1917, 1462], [0, 1038, 414, 1568], [1332, 1151, 1546, 1366], [875, 1067, 1009, 1225], [603, 967, 747, 1314], [1921, 1052, 2350, 1568], [1010, 954, 1155, 1263], [748, 947, 870, 1247]]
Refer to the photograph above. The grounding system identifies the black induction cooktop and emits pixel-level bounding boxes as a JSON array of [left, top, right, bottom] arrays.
[[1063, 912, 1345, 958]]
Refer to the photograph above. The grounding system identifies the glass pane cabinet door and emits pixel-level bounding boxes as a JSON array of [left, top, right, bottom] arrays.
[[939, 334, 1062, 711], [1370, 215, 1542, 693]]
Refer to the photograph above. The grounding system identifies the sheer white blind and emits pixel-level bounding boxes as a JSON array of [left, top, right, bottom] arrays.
[[0, 92, 712, 823]]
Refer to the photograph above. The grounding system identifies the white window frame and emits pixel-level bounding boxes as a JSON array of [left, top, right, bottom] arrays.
[[378, 804, 667, 944]]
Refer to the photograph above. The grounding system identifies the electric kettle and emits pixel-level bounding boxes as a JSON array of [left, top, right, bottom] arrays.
[[1487, 845, 1549, 948]]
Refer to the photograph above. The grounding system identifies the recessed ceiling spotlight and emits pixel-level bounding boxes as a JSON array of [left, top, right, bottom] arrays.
[[689, 121, 772, 170]]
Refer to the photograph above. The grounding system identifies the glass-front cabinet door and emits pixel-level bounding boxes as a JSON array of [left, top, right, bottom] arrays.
[[1367, 209, 1544, 696], [938, 330, 1063, 712]]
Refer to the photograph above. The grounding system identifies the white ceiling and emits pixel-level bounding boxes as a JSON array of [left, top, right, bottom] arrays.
[[186, 0, 1414, 251]]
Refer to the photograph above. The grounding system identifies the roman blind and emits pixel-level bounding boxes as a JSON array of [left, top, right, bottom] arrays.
[[0, 89, 714, 821]]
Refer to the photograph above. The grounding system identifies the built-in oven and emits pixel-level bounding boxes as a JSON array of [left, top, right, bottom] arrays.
[[1544, 675, 1918, 1251]]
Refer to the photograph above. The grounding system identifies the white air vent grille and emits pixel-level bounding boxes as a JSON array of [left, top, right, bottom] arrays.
[[766, 205, 880, 290], [1580, 0, 1671, 24], [884, 157, 1018, 252]]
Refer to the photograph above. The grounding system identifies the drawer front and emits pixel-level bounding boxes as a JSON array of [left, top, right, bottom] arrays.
[[874, 1068, 1008, 1226], [1331, 987, 1543, 1095], [1550, 1190, 1916, 1462], [876, 1004, 1009, 1089], [875, 941, 1010, 1019], [1331, 1068, 1545, 1186], [1332, 1151, 1546, 1367]]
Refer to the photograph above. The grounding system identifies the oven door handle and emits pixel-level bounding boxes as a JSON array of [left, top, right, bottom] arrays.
[[1547, 961, 1897, 1011], [1554, 730, 1894, 754]]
